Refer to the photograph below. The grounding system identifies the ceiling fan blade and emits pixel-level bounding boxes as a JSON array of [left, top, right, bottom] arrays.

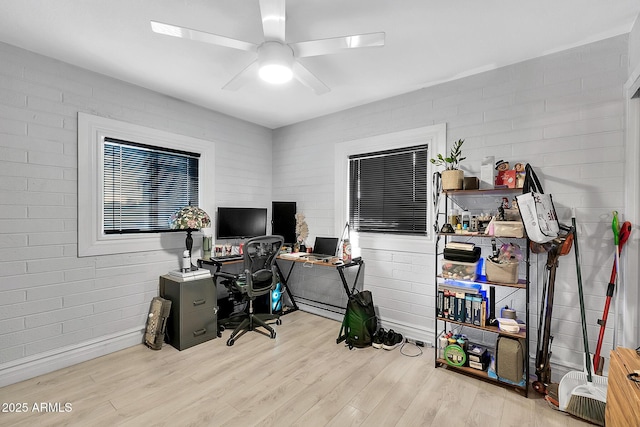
[[259, 0, 286, 42], [292, 61, 330, 95], [151, 21, 257, 52], [222, 61, 259, 91], [291, 32, 385, 58]]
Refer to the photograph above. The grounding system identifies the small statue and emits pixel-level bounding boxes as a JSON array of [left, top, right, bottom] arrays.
[[514, 162, 526, 188], [495, 160, 510, 172], [495, 160, 516, 188]]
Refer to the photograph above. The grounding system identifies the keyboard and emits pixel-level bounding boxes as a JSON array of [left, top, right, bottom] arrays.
[[212, 254, 243, 262]]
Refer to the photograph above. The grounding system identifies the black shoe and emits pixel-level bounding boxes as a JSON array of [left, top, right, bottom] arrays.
[[372, 328, 386, 349], [382, 329, 403, 350]]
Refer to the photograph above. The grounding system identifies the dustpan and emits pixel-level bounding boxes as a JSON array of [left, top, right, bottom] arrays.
[[557, 211, 607, 425], [558, 370, 607, 411]]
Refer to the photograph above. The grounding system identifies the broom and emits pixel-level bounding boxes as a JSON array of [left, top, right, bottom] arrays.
[[562, 210, 607, 425]]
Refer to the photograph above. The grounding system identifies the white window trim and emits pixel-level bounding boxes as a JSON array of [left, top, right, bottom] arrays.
[[78, 113, 215, 257], [334, 124, 446, 254]]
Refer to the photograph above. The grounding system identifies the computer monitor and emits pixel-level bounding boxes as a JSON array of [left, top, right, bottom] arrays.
[[272, 201, 296, 244], [216, 207, 267, 240], [312, 237, 340, 256]]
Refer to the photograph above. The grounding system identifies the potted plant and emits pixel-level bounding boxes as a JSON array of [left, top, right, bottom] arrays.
[[431, 139, 466, 190]]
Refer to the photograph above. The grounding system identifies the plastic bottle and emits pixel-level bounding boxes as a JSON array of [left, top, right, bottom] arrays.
[[182, 250, 191, 272], [462, 211, 470, 229]]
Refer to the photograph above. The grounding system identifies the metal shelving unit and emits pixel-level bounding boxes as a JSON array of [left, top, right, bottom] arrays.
[[434, 188, 530, 396]]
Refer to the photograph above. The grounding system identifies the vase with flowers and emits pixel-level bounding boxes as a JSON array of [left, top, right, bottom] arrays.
[[294, 213, 309, 253]]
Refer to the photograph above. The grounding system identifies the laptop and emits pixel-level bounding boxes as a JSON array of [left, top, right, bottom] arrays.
[[302, 237, 340, 260]]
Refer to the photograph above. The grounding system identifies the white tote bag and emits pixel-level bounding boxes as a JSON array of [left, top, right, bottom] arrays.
[[516, 164, 559, 243]]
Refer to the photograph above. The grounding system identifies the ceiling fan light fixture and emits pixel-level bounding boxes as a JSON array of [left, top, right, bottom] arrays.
[[258, 41, 293, 84], [259, 64, 293, 84]]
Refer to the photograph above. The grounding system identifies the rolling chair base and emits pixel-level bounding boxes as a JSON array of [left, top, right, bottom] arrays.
[[226, 313, 281, 346]]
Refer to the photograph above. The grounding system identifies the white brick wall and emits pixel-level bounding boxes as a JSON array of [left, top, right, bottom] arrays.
[[0, 29, 636, 386], [0, 41, 272, 384], [273, 35, 630, 379], [629, 14, 640, 74]]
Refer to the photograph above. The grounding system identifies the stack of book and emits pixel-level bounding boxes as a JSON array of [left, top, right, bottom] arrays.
[[168, 268, 212, 281], [437, 282, 488, 327]]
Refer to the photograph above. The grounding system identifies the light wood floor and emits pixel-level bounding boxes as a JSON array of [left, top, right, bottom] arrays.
[[1, 311, 590, 427]]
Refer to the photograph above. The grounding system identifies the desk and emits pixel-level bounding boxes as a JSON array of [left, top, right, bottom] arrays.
[[275, 254, 365, 319], [198, 255, 365, 320], [198, 257, 297, 315]]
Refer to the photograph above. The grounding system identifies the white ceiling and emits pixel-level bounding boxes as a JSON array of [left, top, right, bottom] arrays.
[[1, 1, 639, 129]]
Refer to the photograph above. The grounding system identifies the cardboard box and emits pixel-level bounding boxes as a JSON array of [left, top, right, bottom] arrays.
[[463, 177, 479, 190], [480, 156, 495, 189], [467, 343, 490, 370]]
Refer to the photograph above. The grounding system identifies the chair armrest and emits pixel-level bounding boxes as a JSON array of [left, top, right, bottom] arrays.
[[213, 271, 237, 281]]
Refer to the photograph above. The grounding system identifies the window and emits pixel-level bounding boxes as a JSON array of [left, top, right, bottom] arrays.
[[103, 138, 200, 234], [78, 113, 214, 256], [349, 145, 428, 235], [334, 124, 445, 253]]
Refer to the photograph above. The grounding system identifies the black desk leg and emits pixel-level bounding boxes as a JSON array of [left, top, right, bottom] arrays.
[[337, 259, 364, 298], [275, 260, 299, 313]]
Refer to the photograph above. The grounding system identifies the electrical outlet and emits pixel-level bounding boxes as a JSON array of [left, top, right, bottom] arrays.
[[405, 337, 425, 347]]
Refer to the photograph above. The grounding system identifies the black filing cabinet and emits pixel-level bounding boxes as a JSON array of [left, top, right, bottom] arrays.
[[159, 275, 218, 350]]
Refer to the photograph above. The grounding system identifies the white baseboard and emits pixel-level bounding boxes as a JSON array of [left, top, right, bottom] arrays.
[[296, 302, 344, 323], [296, 302, 435, 347], [0, 327, 144, 388], [378, 318, 434, 348]]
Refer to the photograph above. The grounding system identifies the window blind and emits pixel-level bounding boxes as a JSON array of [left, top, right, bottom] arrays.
[[103, 137, 200, 234], [348, 145, 428, 235]]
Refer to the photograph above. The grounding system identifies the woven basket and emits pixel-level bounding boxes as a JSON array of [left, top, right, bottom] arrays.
[[485, 258, 519, 284], [442, 170, 464, 190]]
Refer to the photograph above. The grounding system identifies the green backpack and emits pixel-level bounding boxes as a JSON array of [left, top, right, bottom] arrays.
[[337, 290, 377, 349]]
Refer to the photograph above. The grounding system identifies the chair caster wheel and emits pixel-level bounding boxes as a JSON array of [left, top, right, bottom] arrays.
[[270, 331, 276, 339], [227, 338, 235, 346], [276, 319, 282, 325], [219, 325, 225, 332]]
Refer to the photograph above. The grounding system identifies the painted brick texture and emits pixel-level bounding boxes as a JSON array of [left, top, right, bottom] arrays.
[[0, 30, 634, 383], [273, 35, 629, 375], [0, 41, 272, 368]]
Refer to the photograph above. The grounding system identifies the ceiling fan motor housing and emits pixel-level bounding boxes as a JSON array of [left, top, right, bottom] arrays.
[[258, 41, 294, 84]]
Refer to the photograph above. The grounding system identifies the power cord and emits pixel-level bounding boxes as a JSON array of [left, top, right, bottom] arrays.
[[400, 338, 424, 357]]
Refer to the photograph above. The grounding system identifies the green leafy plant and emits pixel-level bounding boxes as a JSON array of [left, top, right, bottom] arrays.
[[430, 139, 466, 170]]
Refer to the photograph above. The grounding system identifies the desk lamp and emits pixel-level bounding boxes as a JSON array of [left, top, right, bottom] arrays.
[[169, 206, 211, 271]]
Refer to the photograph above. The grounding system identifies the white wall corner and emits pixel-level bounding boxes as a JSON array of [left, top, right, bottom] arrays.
[[623, 73, 640, 347]]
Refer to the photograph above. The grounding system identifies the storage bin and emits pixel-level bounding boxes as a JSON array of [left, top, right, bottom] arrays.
[[485, 258, 519, 284], [503, 208, 521, 221], [441, 260, 478, 281], [493, 221, 524, 238], [444, 246, 481, 263]]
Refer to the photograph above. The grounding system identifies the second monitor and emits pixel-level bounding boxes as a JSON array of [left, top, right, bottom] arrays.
[[216, 207, 267, 240]]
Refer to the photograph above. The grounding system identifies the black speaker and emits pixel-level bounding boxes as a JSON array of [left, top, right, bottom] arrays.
[[487, 286, 497, 326], [272, 201, 296, 244]]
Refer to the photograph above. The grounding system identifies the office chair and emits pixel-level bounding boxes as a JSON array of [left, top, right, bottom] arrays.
[[214, 235, 284, 346]]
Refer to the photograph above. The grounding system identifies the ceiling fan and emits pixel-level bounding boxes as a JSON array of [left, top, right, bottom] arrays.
[[151, 0, 385, 95]]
